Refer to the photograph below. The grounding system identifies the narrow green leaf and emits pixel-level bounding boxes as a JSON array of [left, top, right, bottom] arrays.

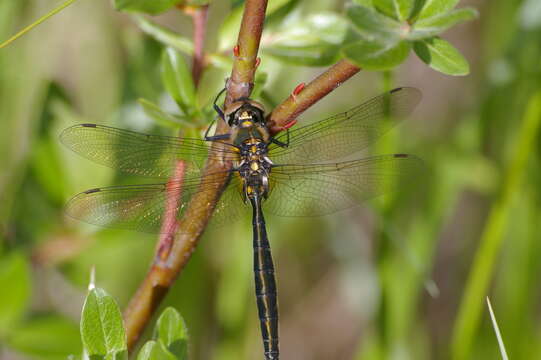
[[0, 252, 31, 334], [346, 4, 404, 45], [410, 7, 478, 40], [133, 16, 194, 55], [81, 288, 127, 358], [414, 37, 469, 76], [138, 98, 194, 128], [114, 0, 179, 15], [6, 315, 81, 358], [154, 308, 189, 359], [161, 48, 197, 115], [451, 92, 541, 360], [417, 0, 459, 20], [342, 39, 411, 71], [137, 340, 177, 360], [373, 0, 416, 21]]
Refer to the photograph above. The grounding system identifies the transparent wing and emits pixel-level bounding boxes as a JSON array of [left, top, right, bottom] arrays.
[[60, 124, 240, 178], [269, 87, 422, 164], [65, 171, 248, 233], [263, 154, 422, 217]]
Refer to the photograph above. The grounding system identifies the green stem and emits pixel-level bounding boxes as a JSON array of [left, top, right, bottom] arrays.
[[0, 0, 80, 49], [451, 91, 541, 360]]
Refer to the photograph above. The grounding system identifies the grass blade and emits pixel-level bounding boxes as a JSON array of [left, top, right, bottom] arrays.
[[0, 0, 80, 49], [451, 91, 541, 359], [486, 297, 509, 360]]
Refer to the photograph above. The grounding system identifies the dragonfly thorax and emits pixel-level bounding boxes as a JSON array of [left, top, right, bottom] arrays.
[[237, 138, 272, 200], [225, 100, 270, 145], [225, 99, 265, 127]]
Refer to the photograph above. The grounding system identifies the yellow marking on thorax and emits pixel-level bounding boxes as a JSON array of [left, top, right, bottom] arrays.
[[239, 111, 251, 120]]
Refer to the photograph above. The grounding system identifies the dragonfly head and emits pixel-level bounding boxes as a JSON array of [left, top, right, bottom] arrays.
[[225, 99, 266, 129]]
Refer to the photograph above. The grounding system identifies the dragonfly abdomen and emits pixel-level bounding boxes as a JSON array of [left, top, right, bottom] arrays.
[[251, 195, 279, 360]]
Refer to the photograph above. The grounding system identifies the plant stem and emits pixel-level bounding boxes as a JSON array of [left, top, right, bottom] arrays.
[[156, 161, 186, 261], [123, 0, 268, 352], [450, 91, 541, 360], [225, 0, 268, 105], [268, 59, 361, 134], [187, 5, 209, 87]]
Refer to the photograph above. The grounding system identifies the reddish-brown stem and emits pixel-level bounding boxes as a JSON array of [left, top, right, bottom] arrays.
[[268, 59, 361, 134], [156, 161, 186, 261], [225, 0, 268, 105], [188, 5, 209, 87], [123, 0, 268, 352]]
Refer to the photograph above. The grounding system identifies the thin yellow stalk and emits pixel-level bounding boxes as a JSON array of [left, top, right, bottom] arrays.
[[0, 0, 80, 49]]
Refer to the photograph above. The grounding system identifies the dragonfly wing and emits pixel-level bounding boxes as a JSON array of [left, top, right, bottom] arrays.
[[263, 154, 422, 217], [269, 87, 421, 164], [208, 173, 250, 228], [60, 124, 239, 178], [65, 171, 242, 233]]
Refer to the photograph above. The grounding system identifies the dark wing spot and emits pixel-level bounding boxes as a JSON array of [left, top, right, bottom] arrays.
[[84, 188, 101, 194], [81, 123, 97, 128], [390, 87, 403, 94], [393, 153, 409, 158]]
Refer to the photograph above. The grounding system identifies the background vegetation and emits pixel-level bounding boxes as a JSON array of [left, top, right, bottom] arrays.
[[0, 0, 540, 359]]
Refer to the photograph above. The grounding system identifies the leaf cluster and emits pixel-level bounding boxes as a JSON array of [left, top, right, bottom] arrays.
[[344, 0, 478, 75], [79, 287, 189, 360]]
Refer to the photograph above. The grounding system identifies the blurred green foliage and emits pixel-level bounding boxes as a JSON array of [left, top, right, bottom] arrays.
[[0, 0, 540, 360], [79, 287, 188, 360]]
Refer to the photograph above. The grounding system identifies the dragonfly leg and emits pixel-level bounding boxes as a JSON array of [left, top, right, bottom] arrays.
[[205, 133, 231, 141], [270, 128, 290, 148], [212, 86, 227, 120], [205, 87, 233, 141], [203, 119, 231, 141]]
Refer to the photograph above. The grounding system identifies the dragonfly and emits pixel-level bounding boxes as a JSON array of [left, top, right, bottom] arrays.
[[60, 87, 422, 360]]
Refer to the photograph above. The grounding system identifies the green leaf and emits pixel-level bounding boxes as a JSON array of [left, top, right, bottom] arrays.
[[410, 7, 478, 40], [6, 315, 81, 359], [264, 13, 348, 66], [265, 45, 340, 66], [154, 308, 189, 359], [342, 39, 411, 71], [31, 137, 66, 203], [114, 0, 179, 15], [80, 288, 127, 359], [137, 340, 177, 360], [138, 98, 194, 128], [346, 4, 405, 45], [161, 47, 197, 115], [414, 37, 469, 75], [373, 0, 416, 21], [0, 252, 31, 335], [417, 0, 459, 20], [133, 16, 194, 55]]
